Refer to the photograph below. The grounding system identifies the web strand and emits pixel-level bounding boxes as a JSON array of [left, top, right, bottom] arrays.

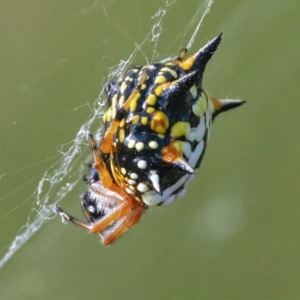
[[186, 0, 214, 50]]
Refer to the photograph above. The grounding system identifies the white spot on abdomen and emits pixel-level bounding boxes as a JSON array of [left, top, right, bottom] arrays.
[[137, 160, 147, 169], [130, 173, 139, 180], [137, 182, 149, 192], [187, 117, 206, 142], [142, 174, 189, 206], [182, 141, 192, 158], [188, 140, 204, 168]]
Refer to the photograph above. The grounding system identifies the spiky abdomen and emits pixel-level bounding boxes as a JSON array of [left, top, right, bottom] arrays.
[[107, 82, 212, 206], [100, 34, 225, 206]]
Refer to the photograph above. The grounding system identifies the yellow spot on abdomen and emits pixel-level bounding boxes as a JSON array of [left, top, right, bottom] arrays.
[[119, 129, 125, 143], [171, 121, 191, 138], [154, 85, 164, 96], [173, 140, 183, 152], [119, 118, 125, 127], [130, 93, 140, 111], [146, 94, 157, 106], [189, 85, 197, 98], [132, 115, 140, 124], [155, 75, 167, 84], [150, 110, 169, 134], [161, 67, 178, 79], [192, 95, 208, 117], [103, 107, 112, 123], [141, 116, 148, 125], [179, 56, 196, 71], [146, 107, 155, 114], [111, 94, 118, 119], [120, 82, 127, 94], [119, 95, 125, 106]]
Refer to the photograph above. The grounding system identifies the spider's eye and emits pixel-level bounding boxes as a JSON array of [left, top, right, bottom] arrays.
[[87, 204, 105, 219], [81, 194, 106, 220], [87, 205, 96, 214]]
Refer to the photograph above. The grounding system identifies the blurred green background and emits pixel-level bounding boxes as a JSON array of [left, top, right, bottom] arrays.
[[1, 0, 300, 299]]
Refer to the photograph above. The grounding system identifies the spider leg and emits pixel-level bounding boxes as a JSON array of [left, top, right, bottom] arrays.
[[89, 133, 114, 189], [56, 201, 131, 234], [89, 133, 134, 198], [99, 201, 144, 245], [56, 205, 91, 230]]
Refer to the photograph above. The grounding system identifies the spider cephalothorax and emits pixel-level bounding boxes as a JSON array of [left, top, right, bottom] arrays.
[[56, 34, 245, 245]]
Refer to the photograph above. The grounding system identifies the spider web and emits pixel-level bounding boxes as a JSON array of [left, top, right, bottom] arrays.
[[0, 0, 214, 269]]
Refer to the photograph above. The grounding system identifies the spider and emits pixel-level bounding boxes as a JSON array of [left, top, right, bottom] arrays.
[[56, 33, 245, 245]]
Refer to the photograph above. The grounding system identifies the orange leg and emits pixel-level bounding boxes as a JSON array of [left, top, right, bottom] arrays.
[[100, 201, 145, 245], [100, 120, 120, 154], [56, 199, 144, 245], [89, 133, 115, 189], [55, 200, 131, 234], [56, 133, 146, 244], [89, 133, 134, 200]]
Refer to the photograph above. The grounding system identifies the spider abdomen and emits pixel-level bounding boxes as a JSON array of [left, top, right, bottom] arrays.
[[103, 59, 213, 206]]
